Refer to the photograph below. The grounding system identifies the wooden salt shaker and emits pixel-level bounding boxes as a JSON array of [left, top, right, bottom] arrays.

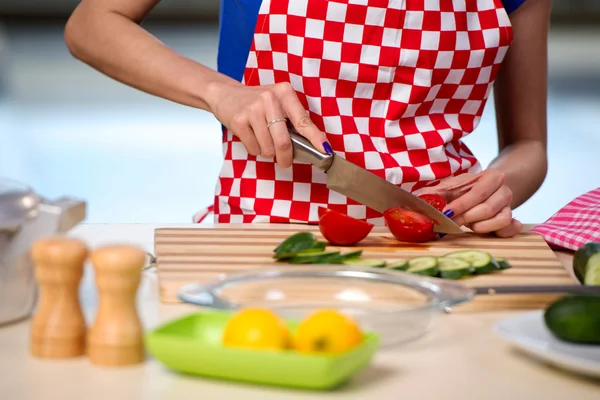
[[30, 237, 89, 358], [87, 245, 145, 366]]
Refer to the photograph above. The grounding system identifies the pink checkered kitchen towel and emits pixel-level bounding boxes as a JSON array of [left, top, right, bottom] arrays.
[[529, 187, 600, 251]]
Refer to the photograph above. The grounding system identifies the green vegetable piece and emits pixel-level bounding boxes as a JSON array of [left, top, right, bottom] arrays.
[[342, 258, 387, 268], [274, 232, 324, 260], [387, 260, 409, 271], [406, 256, 438, 277], [573, 242, 600, 286], [289, 250, 340, 264], [495, 258, 512, 270], [444, 250, 496, 274], [544, 295, 600, 344], [437, 257, 472, 280], [326, 250, 364, 264]]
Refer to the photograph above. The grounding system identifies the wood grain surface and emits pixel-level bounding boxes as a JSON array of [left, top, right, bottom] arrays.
[[154, 225, 576, 312]]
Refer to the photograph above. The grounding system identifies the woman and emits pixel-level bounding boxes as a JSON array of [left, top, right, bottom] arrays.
[[64, 0, 549, 237]]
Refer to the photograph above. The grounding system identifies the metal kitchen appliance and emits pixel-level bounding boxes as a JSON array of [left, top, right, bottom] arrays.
[[0, 178, 86, 326]]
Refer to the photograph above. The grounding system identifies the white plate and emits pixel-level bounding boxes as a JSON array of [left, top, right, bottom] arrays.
[[494, 311, 600, 379]]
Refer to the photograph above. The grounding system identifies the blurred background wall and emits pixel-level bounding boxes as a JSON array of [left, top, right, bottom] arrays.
[[0, 1, 599, 224], [1, 0, 600, 21]]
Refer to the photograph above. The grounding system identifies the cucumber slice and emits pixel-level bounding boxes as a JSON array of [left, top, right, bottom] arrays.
[[407, 256, 438, 277], [444, 250, 498, 274], [289, 250, 339, 264], [294, 248, 328, 255], [544, 295, 600, 344], [573, 242, 600, 286], [496, 258, 512, 270], [327, 250, 364, 264], [437, 257, 473, 280], [342, 258, 387, 268], [584, 254, 600, 286], [387, 260, 409, 271]]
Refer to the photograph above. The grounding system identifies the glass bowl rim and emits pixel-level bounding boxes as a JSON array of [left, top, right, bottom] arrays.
[[177, 264, 476, 316]]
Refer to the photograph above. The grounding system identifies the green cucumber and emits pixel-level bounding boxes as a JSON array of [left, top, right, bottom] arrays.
[[444, 250, 498, 274], [495, 258, 512, 270], [273, 232, 324, 260], [544, 295, 600, 344], [406, 256, 438, 277], [289, 250, 340, 264], [573, 242, 600, 286], [387, 260, 409, 271], [437, 257, 472, 280], [342, 258, 387, 268]]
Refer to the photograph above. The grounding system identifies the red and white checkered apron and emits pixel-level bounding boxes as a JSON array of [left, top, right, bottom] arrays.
[[198, 0, 514, 225]]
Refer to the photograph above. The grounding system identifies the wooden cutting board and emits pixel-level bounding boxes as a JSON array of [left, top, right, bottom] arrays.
[[154, 224, 576, 312]]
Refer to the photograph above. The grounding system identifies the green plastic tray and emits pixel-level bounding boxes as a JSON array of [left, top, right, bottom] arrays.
[[145, 310, 380, 390]]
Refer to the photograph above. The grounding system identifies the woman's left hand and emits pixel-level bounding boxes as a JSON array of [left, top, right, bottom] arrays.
[[416, 169, 523, 238]]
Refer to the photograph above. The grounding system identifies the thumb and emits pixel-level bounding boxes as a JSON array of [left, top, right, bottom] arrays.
[[494, 219, 523, 238]]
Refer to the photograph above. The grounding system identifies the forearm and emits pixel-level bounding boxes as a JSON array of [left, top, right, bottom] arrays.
[[489, 0, 551, 209], [64, 3, 240, 112], [488, 140, 547, 208]]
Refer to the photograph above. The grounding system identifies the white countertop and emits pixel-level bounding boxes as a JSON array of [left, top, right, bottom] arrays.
[[1, 223, 599, 400]]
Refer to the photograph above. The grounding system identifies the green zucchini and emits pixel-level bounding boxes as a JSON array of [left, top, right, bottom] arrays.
[[544, 295, 600, 344], [342, 258, 387, 268], [444, 250, 498, 274], [495, 258, 512, 270], [273, 232, 325, 260], [387, 260, 409, 271], [573, 242, 600, 286], [289, 250, 340, 264], [437, 257, 472, 280], [406, 256, 438, 277]]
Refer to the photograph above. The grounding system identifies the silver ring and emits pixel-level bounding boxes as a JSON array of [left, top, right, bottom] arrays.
[[267, 118, 287, 128]]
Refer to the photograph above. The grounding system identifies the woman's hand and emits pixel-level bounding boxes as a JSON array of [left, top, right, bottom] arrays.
[[416, 169, 523, 237], [207, 81, 331, 168]]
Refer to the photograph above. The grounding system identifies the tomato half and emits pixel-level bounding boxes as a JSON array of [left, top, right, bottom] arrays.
[[318, 207, 374, 246], [418, 194, 447, 212], [383, 206, 436, 243]]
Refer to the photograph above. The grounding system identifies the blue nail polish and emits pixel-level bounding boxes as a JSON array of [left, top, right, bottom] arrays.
[[443, 209, 455, 218], [323, 141, 334, 155]]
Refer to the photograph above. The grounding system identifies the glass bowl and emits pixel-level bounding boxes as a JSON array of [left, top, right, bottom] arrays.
[[177, 265, 475, 348]]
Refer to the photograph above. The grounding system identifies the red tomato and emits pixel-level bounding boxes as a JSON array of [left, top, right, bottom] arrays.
[[318, 207, 374, 246], [383, 206, 436, 243], [417, 194, 447, 212]]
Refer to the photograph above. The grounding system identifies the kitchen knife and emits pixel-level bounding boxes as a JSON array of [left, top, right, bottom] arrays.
[[473, 284, 600, 296], [290, 128, 464, 234]]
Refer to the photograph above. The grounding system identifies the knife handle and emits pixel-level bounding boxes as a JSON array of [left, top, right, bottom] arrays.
[[289, 125, 333, 171]]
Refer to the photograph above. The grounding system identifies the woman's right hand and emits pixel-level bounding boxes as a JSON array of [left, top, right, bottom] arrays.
[[207, 81, 332, 168]]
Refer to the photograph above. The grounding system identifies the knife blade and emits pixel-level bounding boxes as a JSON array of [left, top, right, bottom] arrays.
[[473, 284, 600, 296], [289, 128, 464, 234]]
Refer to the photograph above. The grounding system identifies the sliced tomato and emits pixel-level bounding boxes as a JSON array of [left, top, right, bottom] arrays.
[[383, 206, 436, 243], [418, 194, 447, 212], [318, 207, 374, 246]]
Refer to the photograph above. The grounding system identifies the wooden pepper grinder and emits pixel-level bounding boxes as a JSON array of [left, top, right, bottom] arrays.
[[30, 237, 89, 358], [87, 245, 146, 366]]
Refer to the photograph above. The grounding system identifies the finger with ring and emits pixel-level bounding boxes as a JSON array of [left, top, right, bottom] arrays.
[[267, 118, 288, 128]]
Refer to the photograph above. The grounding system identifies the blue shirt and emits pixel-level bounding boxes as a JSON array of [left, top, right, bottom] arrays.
[[217, 0, 527, 83]]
